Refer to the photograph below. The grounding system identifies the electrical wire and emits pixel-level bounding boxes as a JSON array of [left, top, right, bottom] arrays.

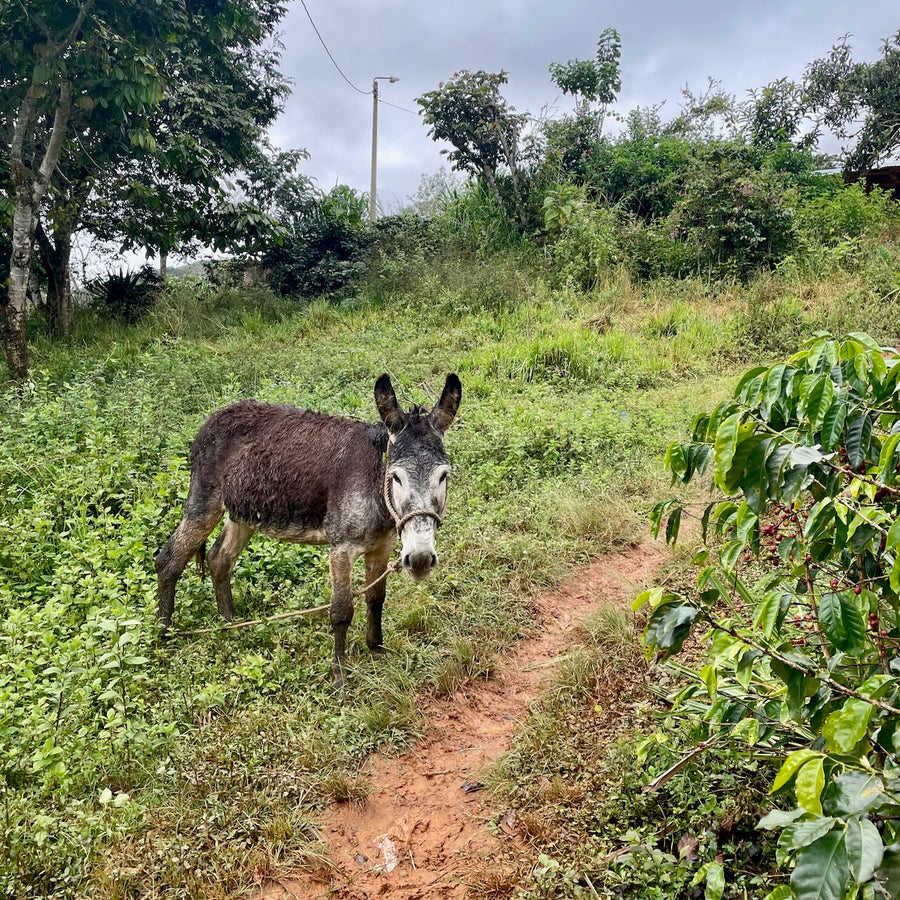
[[298, 0, 370, 95], [298, 0, 419, 115], [379, 97, 419, 116]]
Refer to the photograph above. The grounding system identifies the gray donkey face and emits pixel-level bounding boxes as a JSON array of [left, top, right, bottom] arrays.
[[375, 374, 461, 581]]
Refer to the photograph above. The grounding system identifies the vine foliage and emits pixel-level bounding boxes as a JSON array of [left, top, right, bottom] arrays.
[[642, 333, 900, 899]]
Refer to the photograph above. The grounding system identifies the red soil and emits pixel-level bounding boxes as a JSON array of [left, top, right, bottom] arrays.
[[257, 539, 669, 899]]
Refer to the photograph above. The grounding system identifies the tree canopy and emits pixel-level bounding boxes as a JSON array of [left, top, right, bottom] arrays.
[[0, 0, 289, 376], [804, 30, 900, 172], [417, 70, 529, 225]]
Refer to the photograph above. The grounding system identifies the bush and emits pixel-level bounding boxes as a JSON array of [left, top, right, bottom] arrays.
[[798, 180, 897, 248], [670, 146, 799, 279], [543, 190, 621, 290], [366, 213, 443, 288], [644, 333, 900, 899], [85, 266, 162, 324], [262, 184, 371, 299]]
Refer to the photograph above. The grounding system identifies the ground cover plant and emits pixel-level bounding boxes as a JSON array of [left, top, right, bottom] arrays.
[[3, 246, 900, 897], [0, 260, 745, 897]]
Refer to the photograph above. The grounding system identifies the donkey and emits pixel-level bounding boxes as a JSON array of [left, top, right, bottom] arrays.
[[155, 373, 461, 688]]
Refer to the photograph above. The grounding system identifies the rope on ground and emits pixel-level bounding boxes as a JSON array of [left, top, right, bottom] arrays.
[[175, 560, 402, 635]]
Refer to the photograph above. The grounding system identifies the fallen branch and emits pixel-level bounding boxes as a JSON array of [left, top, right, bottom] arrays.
[[643, 735, 720, 793]]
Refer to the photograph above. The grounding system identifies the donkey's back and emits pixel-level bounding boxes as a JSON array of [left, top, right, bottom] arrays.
[[190, 401, 387, 537]]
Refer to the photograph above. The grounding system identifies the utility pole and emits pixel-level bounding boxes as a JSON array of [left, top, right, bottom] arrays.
[[370, 75, 398, 223]]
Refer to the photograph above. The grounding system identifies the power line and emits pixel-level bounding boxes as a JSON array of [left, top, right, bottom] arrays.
[[298, 0, 370, 96], [379, 97, 419, 116]]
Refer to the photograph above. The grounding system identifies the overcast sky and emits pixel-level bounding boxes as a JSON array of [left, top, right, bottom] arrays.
[[265, 1, 900, 213]]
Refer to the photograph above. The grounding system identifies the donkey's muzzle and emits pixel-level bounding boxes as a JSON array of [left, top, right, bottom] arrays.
[[402, 549, 438, 581]]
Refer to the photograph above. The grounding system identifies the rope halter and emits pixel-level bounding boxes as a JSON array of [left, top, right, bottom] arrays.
[[382, 451, 444, 536]]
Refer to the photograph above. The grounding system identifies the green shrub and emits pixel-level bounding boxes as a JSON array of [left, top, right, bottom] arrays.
[[798, 179, 897, 248], [544, 192, 621, 290], [670, 147, 799, 279], [262, 184, 371, 299], [86, 266, 162, 324], [645, 332, 900, 900]]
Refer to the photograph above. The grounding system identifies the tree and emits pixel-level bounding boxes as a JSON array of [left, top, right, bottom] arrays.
[[804, 31, 900, 173], [1, 0, 166, 377], [417, 70, 529, 227], [84, 7, 290, 278], [741, 77, 812, 153], [0, 0, 288, 378], [548, 27, 621, 120]]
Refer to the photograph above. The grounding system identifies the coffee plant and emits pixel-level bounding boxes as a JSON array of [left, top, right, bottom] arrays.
[[640, 332, 900, 899]]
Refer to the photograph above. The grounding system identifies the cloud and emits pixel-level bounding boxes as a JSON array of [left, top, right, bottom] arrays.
[[271, 0, 900, 209]]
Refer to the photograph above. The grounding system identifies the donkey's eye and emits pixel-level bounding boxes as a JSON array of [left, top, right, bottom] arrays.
[[392, 473, 402, 485], [438, 471, 449, 484]]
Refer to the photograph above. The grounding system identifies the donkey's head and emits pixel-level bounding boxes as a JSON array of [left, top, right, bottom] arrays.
[[375, 373, 462, 581]]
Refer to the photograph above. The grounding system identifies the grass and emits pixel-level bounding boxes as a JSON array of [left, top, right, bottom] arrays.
[[481, 604, 781, 900], [2, 255, 900, 898]]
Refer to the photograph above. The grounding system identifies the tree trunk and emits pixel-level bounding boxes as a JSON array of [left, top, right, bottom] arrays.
[[479, 164, 516, 229], [159, 250, 168, 283], [35, 222, 74, 336], [3, 81, 73, 378], [1, 202, 37, 378]]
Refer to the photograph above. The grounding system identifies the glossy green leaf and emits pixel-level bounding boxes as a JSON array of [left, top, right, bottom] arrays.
[[845, 815, 883, 884], [876, 842, 900, 899], [795, 757, 826, 814], [781, 816, 839, 849], [790, 829, 847, 900], [877, 432, 900, 485], [826, 772, 886, 816], [823, 698, 875, 754], [704, 861, 724, 900], [803, 497, 834, 541], [820, 398, 847, 451], [665, 505, 683, 545], [818, 591, 866, 653], [644, 603, 697, 658], [772, 749, 823, 793], [713, 412, 743, 490], [719, 539, 744, 571], [758, 806, 807, 829], [805, 376, 835, 431], [760, 887, 792, 900], [753, 591, 782, 638], [846, 413, 874, 468], [761, 363, 788, 420], [886, 516, 900, 551], [664, 442, 688, 481], [632, 587, 665, 612]]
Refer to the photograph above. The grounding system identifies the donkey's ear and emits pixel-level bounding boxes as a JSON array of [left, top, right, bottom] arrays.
[[429, 373, 461, 435], [374, 373, 405, 434]]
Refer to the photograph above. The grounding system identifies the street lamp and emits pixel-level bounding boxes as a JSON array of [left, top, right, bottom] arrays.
[[370, 75, 399, 223]]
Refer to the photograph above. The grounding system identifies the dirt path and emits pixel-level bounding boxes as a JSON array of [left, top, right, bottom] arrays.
[[260, 539, 670, 899]]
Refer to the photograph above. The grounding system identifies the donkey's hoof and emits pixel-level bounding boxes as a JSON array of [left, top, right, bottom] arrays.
[[368, 643, 388, 657], [332, 664, 349, 692]]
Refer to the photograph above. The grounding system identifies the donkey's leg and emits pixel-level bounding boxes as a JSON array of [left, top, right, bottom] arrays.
[[207, 518, 254, 621], [156, 502, 224, 629], [329, 547, 355, 690], [364, 537, 394, 653]]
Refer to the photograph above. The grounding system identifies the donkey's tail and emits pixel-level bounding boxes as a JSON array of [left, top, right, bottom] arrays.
[[195, 541, 207, 579]]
